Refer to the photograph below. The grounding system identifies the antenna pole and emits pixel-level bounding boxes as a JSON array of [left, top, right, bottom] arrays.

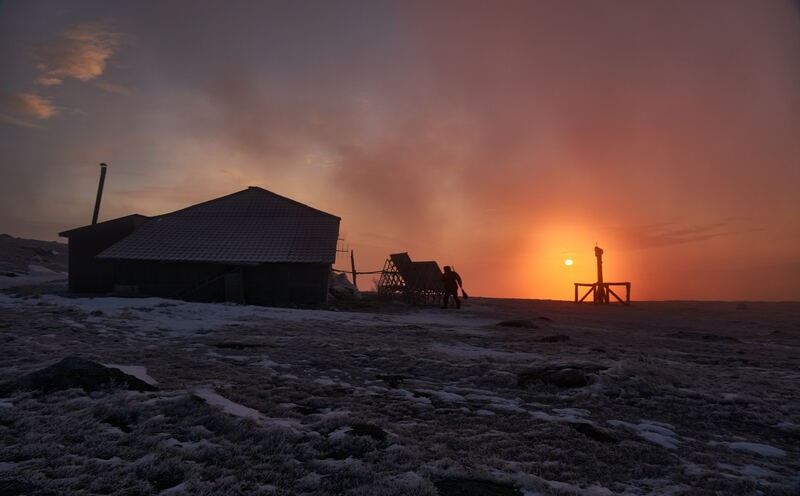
[[92, 163, 108, 225], [350, 250, 358, 290]]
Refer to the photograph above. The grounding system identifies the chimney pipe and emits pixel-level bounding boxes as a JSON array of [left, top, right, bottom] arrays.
[[92, 163, 108, 225]]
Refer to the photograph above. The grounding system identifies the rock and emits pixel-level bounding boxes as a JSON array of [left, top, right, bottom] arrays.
[[569, 422, 618, 443], [435, 478, 522, 496], [376, 374, 408, 388], [348, 423, 387, 442], [0, 356, 157, 395], [496, 319, 538, 329], [214, 342, 263, 350], [546, 368, 589, 388], [666, 331, 741, 343], [518, 365, 606, 389]]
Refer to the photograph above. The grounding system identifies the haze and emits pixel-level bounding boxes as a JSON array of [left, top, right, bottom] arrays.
[[1, 1, 798, 301]]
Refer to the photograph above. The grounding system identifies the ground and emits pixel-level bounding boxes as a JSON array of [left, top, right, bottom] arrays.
[[0, 271, 798, 495]]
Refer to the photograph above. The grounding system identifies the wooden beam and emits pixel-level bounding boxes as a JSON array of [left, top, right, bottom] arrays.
[[578, 286, 594, 303]]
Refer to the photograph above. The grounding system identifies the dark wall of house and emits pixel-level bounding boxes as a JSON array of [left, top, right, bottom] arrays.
[[243, 263, 330, 307], [111, 261, 331, 307], [65, 220, 144, 293], [112, 261, 231, 302]]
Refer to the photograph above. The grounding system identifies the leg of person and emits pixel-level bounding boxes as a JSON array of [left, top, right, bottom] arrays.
[[441, 293, 449, 309], [455, 294, 461, 309]]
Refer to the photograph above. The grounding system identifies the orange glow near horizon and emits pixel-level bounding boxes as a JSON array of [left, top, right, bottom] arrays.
[[1, 2, 798, 302]]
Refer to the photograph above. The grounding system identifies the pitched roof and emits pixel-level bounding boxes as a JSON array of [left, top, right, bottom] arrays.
[[98, 187, 340, 264], [389, 253, 443, 291]]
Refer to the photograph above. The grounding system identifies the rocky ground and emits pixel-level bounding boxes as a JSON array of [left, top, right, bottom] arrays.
[[0, 235, 798, 495], [0, 282, 798, 495], [0, 234, 67, 275]]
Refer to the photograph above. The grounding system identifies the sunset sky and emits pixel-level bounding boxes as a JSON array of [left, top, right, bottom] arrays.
[[1, 1, 798, 301]]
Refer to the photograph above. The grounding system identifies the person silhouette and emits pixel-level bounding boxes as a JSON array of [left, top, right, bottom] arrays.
[[441, 265, 463, 309]]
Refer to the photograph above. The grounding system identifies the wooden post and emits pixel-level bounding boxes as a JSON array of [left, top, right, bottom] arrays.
[[350, 250, 358, 290], [594, 246, 607, 303]]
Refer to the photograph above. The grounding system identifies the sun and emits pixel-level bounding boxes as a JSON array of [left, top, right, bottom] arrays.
[[564, 259, 574, 266]]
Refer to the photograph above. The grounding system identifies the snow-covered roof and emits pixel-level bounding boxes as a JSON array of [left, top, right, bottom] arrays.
[[97, 187, 340, 264]]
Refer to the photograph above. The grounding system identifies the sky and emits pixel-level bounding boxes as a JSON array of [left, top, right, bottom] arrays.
[[1, 0, 798, 301]]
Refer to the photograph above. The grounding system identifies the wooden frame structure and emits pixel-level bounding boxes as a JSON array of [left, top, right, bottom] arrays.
[[377, 252, 444, 306], [574, 282, 630, 305], [574, 246, 631, 305]]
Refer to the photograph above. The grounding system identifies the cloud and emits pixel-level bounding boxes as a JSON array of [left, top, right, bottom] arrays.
[[614, 222, 750, 250], [0, 113, 41, 129], [31, 21, 121, 86], [0, 92, 58, 125], [93, 81, 132, 96], [198, 70, 462, 239], [36, 77, 63, 87]]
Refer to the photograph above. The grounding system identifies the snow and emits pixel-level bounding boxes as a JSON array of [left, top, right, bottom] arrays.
[[462, 392, 527, 413], [709, 441, 787, 458], [414, 388, 466, 403], [0, 264, 66, 289], [103, 364, 159, 385], [13, 293, 351, 336], [552, 407, 591, 420], [193, 387, 266, 421], [531, 407, 593, 423], [193, 387, 302, 432], [159, 481, 190, 494], [327, 425, 352, 440], [1, 289, 798, 495], [429, 341, 538, 360], [717, 462, 777, 477], [254, 357, 291, 369], [608, 420, 681, 449]]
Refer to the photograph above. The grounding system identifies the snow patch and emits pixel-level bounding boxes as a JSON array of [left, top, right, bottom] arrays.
[[255, 357, 291, 369], [717, 462, 777, 477], [104, 364, 159, 386], [608, 419, 680, 449], [328, 426, 352, 440], [709, 441, 786, 458], [314, 377, 352, 388], [531, 408, 591, 423], [430, 342, 538, 360], [545, 479, 614, 495], [0, 265, 66, 289], [391, 471, 425, 486], [414, 388, 466, 403], [194, 387, 265, 420], [193, 387, 301, 432]]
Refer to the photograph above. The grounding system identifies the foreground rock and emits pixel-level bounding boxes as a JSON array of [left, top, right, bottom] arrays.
[[435, 478, 522, 496], [0, 356, 157, 395], [518, 364, 607, 389]]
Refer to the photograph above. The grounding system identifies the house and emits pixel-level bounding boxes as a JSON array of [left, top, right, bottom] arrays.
[[58, 214, 150, 293], [59, 187, 340, 307]]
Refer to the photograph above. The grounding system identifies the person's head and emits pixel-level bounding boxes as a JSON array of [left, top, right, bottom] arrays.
[[443, 266, 451, 273]]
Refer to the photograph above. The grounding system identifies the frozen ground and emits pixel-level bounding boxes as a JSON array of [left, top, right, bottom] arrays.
[[0, 279, 798, 495]]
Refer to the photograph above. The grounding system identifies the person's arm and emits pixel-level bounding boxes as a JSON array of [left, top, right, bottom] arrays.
[[456, 273, 463, 288]]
